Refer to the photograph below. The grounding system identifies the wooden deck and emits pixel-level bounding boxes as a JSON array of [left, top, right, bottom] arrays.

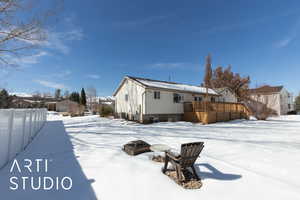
[[183, 101, 250, 124]]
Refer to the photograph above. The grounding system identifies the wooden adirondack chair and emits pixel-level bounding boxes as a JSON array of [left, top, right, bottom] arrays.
[[162, 142, 204, 182]]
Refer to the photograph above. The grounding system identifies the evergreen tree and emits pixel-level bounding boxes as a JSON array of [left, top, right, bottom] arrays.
[[55, 89, 61, 99], [80, 88, 87, 106], [0, 89, 12, 108], [69, 92, 80, 104]]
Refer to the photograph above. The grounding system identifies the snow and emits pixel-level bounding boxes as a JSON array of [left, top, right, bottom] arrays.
[[1, 113, 300, 200], [9, 92, 33, 98], [99, 96, 115, 101], [137, 78, 218, 95]]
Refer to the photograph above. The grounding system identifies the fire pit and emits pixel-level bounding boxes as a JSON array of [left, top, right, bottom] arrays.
[[122, 140, 151, 155]]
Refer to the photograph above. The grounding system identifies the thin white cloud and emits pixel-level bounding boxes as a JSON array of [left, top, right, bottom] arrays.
[[43, 29, 83, 54], [1, 16, 83, 68], [34, 80, 68, 89], [274, 19, 300, 48], [86, 74, 100, 79], [275, 38, 294, 48], [3, 51, 48, 67]]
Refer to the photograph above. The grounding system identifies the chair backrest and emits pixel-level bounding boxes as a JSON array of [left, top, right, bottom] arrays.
[[180, 142, 204, 168]]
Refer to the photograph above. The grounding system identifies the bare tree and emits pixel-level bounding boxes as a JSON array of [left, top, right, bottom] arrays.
[[42, 92, 52, 98], [86, 86, 97, 110], [203, 54, 213, 111], [0, 0, 61, 67], [63, 90, 70, 99], [203, 54, 212, 88]]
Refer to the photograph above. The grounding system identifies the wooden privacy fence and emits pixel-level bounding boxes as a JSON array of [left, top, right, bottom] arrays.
[[184, 101, 250, 124], [0, 108, 47, 169]]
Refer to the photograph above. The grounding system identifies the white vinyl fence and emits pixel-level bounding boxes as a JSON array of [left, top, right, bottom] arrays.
[[0, 108, 47, 169]]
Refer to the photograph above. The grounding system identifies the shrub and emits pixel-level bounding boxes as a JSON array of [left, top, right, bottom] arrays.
[[100, 105, 114, 117], [287, 110, 297, 115]]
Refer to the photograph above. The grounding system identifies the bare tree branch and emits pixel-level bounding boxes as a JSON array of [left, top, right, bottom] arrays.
[[0, 0, 62, 67]]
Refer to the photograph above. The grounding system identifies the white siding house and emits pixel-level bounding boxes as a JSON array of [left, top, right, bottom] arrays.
[[113, 76, 220, 123], [214, 87, 238, 103], [248, 85, 294, 115]]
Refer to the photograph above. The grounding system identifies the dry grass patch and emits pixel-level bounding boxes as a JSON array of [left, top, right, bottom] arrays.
[[164, 169, 202, 189]]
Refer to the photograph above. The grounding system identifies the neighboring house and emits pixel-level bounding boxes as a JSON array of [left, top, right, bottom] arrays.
[[296, 103, 300, 113], [11, 99, 37, 108], [56, 100, 79, 112], [10, 93, 60, 109], [214, 87, 238, 103], [113, 76, 220, 123], [248, 85, 294, 115], [45, 102, 57, 111]]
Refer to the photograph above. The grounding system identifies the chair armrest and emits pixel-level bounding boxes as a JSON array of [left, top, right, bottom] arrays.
[[166, 150, 181, 161]]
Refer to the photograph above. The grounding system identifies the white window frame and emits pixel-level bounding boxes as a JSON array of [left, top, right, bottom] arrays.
[[154, 91, 160, 99]]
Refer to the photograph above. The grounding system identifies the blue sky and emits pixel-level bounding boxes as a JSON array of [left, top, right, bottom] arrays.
[[1, 0, 300, 97]]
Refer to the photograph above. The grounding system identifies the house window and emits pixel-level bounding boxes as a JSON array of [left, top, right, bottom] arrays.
[[288, 104, 291, 109], [125, 94, 128, 101], [173, 93, 182, 103], [154, 91, 160, 99], [194, 97, 203, 102]]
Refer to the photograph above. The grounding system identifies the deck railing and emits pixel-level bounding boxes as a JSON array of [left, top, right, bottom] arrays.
[[183, 101, 250, 124], [184, 101, 250, 113]]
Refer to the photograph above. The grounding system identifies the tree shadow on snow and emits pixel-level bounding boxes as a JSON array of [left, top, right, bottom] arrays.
[[0, 120, 97, 200], [195, 163, 242, 181]]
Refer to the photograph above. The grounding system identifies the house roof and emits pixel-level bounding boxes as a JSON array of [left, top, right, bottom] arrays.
[[214, 87, 238, 97], [214, 87, 232, 93], [113, 76, 219, 96], [248, 85, 283, 94]]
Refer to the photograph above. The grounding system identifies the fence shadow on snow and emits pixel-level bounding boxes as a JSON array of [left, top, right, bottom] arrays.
[[0, 120, 97, 200]]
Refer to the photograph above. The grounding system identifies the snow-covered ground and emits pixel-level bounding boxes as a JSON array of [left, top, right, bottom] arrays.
[[54, 114, 300, 200], [1, 114, 300, 200]]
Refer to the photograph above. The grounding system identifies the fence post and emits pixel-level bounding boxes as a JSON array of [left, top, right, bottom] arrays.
[[33, 109, 37, 136], [37, 110, 40, 131], [21, 111, 26, 150], [29, 109, 33, 142], [6, 109, 14, 163]]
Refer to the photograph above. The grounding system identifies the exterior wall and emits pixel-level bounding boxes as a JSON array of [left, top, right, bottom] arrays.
[[216, 89, 238, 103], [250, 93, 281, 115], [114, 78, 145, 121], [56, 100, 79, 112], [114, 78, 216, 123], [56, 102, 69, 112], [145, 89, 183, 115], [280, 89, 294, 114], [144, 89, 209, 115]]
